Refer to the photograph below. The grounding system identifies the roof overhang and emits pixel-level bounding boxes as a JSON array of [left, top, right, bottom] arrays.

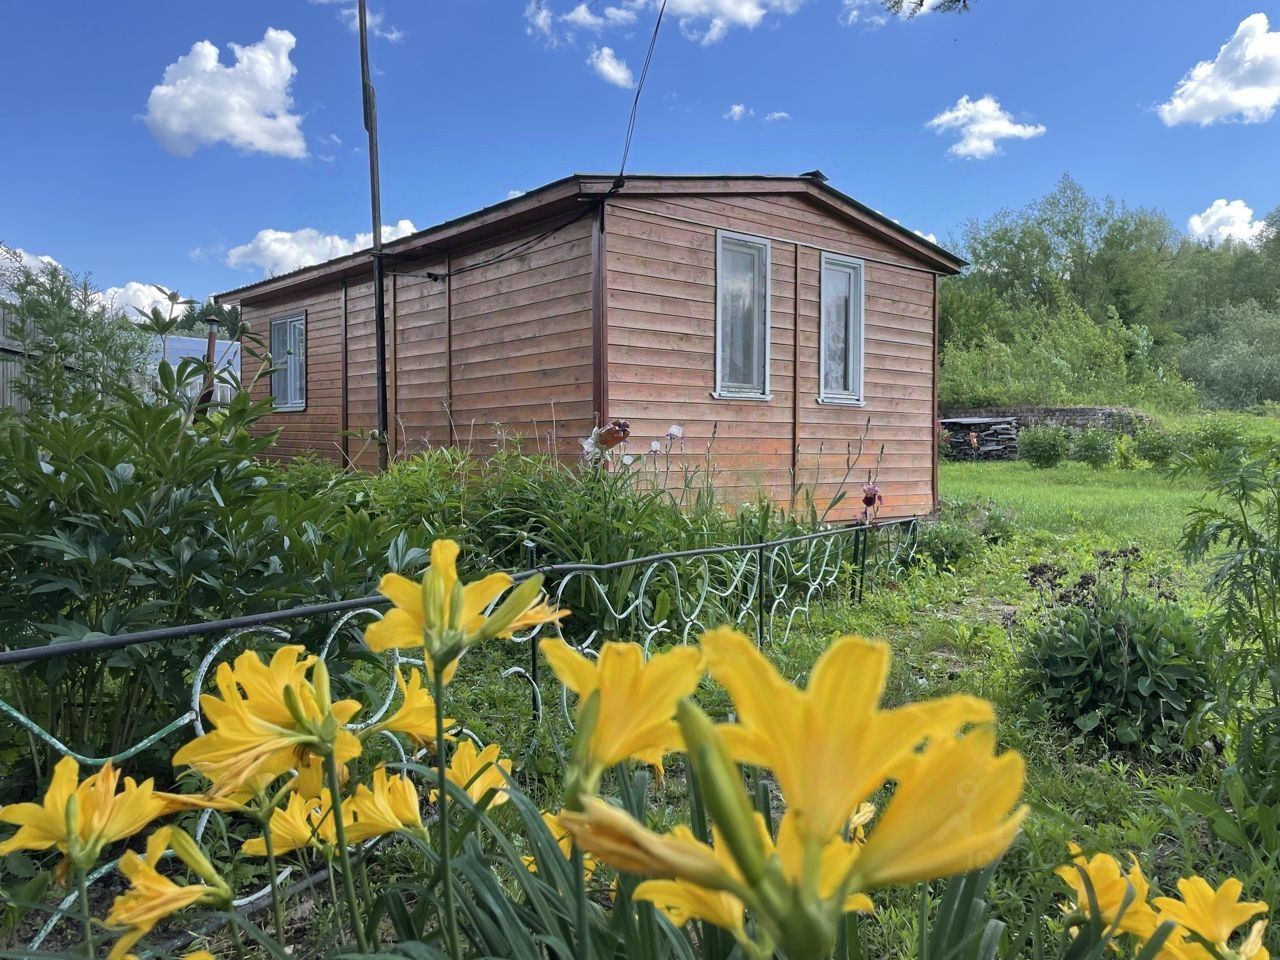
[[215, 172, 965, 306]]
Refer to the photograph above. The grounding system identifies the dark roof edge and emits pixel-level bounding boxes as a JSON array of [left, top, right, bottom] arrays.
[[215, 172, 964, 304]]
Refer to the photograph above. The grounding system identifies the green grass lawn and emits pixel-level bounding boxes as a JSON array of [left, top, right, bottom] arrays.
[[940, 460, 1203, 555], [771, 456, 1278, 956]]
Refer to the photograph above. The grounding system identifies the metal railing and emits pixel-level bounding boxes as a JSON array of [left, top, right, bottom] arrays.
[[0, 515, 917, 949]]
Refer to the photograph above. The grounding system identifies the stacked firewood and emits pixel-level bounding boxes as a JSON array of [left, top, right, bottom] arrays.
[[939, 416, 1019, 461]]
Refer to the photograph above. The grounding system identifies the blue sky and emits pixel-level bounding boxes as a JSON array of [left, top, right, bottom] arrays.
[[2, 0, 1278, 311]]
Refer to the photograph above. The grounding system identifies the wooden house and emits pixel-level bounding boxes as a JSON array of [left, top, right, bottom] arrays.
[[214, 173, 964, 520]]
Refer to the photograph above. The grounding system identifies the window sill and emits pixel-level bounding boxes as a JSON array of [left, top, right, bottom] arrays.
[[711, 391, 773, 402], [273, 403, 307, 413], [817, 395, 865, 407]]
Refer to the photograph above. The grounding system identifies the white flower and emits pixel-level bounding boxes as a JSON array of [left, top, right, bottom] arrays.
[[622, 454, 636, 466], [649, 440, 662, 453], [665, 424, 684, 440]]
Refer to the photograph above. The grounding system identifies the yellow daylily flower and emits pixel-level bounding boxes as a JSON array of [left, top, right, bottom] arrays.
[[772, 813, 875, 915], [700, 628, 995, 845], [1153, 877, 1270, 959], [522, 811, 597, 878], [558, 796, 733, 890], [541, 637, 703, 789], [848, 726, 1027, 889], [364, 540, 567, 682], [431, 741, 512, 807], [0, 756, 169, 870], [172, 647, 363, 797], [634, 824, 752, 942], [1056, 844, 1161, 939], [105, 827, 228, 960], [1154, 877, 1269, 947], [241, 791, 334, 856], [368, 667, 457, 748], [344, 767, 426, 843]]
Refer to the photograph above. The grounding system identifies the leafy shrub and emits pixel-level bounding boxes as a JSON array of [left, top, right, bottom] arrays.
[[1112, 433, 1142, 470], [1180, 447, 1280, 803], [1070, 427, 1117, 468], [1019, 570, 1217, 756], [1019, 424, 1070, 468], [1133, 423, 1178, 466], [909, 497, 1015, 570], [274, 453, 353, 500], [0, 361, 429, 783], [1180, 300, 1280, 409], [1182, 416, 1247, 456]]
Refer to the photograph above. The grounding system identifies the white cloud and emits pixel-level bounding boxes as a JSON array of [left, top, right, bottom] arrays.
[[506, 189, 527, 199], [839, 0, 942, 27], [764, 110, 790, 121], [335, 5, 405, 42], [927, 94, 1045, 158], [1188, 198, 1270, 245], [664, 0, 807, 44], [100, 282, 185, 319], [563, 3, 639, 29], [913, 228, 938, 244], [525, 1, 560, 44], [587, 46, 635, 87], [226, 219, 418, 276], [724, 103, 754, 121], [1159, 13, 1280, 126], [145, 28, 306, 159]]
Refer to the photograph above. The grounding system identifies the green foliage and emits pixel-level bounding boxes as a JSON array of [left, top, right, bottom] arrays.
[[0, 359, 429, 783], [1179, 448, 1280, 804], [1019, 561, 1218, 757], [909, 497, 1016, 571], [1, 260, 152, 413], [1179, 301, 1280, 409], [1019, 425, 1070, 469], [1181, 414, 1247, 456], [939, 174, 1280, 411], [938, 289, 1197, 412], [1132, 424, 1177, 466], [1070, 428, 1116, 469]]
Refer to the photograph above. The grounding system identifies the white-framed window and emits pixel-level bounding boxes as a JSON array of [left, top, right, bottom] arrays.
[[819, 252, 865, 405], [269, 314, 306, 411], [714, 230, 771, 399]]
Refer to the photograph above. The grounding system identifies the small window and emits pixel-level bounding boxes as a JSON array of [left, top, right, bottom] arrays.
[[269, 315, 306, 410], [820, 253, 865, 404], [715, 231, 771, 398]]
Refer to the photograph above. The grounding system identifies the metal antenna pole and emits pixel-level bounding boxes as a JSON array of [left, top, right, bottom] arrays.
[[358, 0, 389, 470]]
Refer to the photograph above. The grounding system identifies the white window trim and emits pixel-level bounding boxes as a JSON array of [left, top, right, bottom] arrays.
[[270, 313, 307, 412], [817, 251, 866, 407], [713, 229, 772, 401]]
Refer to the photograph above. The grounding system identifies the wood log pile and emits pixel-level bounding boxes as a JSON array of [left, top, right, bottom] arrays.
[[939, 416, 1019, 461]]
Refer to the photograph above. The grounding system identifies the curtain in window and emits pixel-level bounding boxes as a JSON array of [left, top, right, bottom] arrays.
[[719, 239, 766, 394]]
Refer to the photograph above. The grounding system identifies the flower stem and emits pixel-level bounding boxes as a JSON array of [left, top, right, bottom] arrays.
[[230, 921, 248, 960], [262, 814, 286, 943], [324, 753, 371, 953], [76, 865, 93, 959], [573, 842, 591, 960], [434, 665, 462, 960]]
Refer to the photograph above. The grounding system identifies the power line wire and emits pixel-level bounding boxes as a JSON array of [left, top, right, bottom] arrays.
[[617, 0, 668, 181], [390, 0, 670, 284]]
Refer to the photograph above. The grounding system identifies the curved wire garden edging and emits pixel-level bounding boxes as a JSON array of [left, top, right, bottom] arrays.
[[0, 516, 917, 950]]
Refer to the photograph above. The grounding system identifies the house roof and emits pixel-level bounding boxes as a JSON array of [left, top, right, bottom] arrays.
[[215, 172, 966, 305]]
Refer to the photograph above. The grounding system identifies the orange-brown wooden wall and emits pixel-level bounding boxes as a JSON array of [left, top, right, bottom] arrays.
[[601, 193, 937, 521], [242, 214, 596, 467]]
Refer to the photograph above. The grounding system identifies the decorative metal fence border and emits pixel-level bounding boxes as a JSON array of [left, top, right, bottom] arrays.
[[0, 515, 917, 950]]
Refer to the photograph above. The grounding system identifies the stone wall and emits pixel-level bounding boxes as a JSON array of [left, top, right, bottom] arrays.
[[938, 406, 1153, 436]]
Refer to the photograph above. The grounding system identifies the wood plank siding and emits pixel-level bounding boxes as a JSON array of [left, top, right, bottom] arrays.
[[226, 174, 959, 522], [601, 191, 940, 521], [241, 212, 596, 467]]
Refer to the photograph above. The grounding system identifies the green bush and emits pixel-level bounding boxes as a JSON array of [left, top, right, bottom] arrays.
[[1019, 572, 1217, 756], [909, 497, 1016, 570], [1133, 423, 1178, 466], [1019, 424, 1070, 468], [1070, 427, 1117, 468], [1182, 416, 1247, 456]]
